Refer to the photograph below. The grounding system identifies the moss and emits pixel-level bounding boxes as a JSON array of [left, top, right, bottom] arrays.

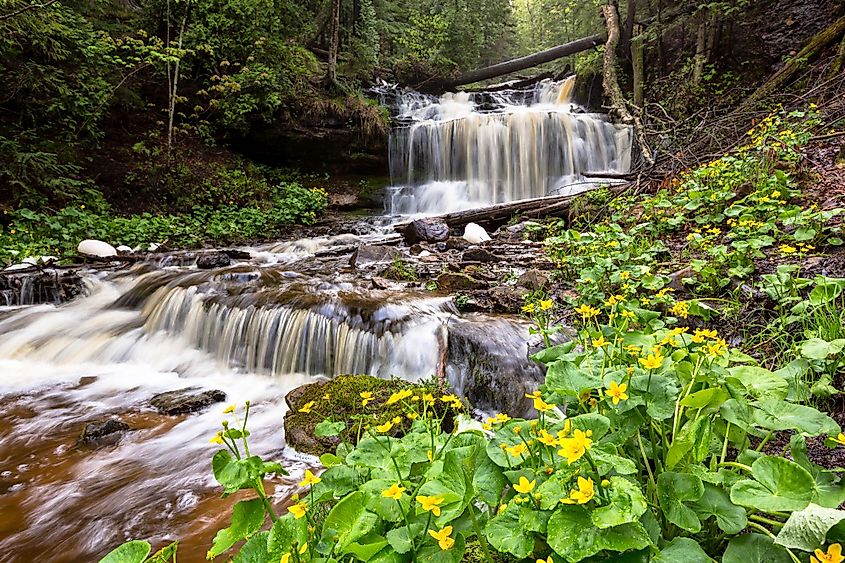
[[283, 374, 458, 456], [461, 538, 516, 562]]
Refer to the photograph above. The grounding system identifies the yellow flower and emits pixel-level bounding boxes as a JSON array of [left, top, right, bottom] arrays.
[[562, 477, 595, 505], [522, 303, 536, 314], [811, 543, 843, 563], [386, 389, 413, 405], [299, 469, 321, 487], [223, 404, 235, 414], [360, 391, 373, 407], [495, 413, 511, 423], [670, 301, 689, 318], [376, 420, 394, 433], [299, 543, 308, 555], [506, 443, 527, 458], [621, 310, 636, 320], [422, 392, 435, 405], [514, 476, 536, 494], [298, 401, 315, 414], [441, 394, 463, 408], [591, 335, 608, 347], [288, 501, 308, 519], [707, 338, 728, 357], [574, 304, 600, 320], [625, 344, 640, 355], [639, 351, 664, 370], [382, 483, 406, 500], [209, 431, 225, 445], [428, 526, 455, 550], [407, 412, 419, 420], [540, 299, 553, 311], [417, 495, 445, 516], [537, 557, 553, 563], [322, 393, 331, 400], [780, 244, 797, 254], [534, 397, 555, 412], [525, 390, 542, 399], [619, 271, 630, 280], [281, 554, 291, 563], [538, 429, 558, 446], [557, 429, 592, 464], [605, 294, 624, 306], [606, 380, 628, 405]]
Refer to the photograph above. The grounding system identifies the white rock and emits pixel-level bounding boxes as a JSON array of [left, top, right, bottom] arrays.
[[116, 245, 133, 253], [147, 242, 160, 251], [418, 250, 431, 258], [77, 239, 117, 258], [22, 257, 38, 265], [37, 256, 58, 265], [463, 223, 491, 244]]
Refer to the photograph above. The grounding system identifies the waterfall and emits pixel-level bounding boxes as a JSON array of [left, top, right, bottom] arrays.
[[382, 76, 632, 215]]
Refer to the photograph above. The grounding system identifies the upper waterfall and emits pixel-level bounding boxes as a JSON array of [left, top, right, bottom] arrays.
[[382, 76, 632, 216]]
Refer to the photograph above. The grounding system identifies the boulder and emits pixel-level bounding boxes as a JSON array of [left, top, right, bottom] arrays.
[[116, 245, 133, 254], [77, 239, 117, 258], [517, 269, 550, 291], [438, 272, 487, 291], [79, 418, 131, 444], [403, 218, 450, 245], [150, 388, 227, 415], [350, 245, 401, 268], [196, 252, 232, 269]]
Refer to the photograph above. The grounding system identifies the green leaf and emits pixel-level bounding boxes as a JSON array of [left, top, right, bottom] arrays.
[[98, 540, 152, 563], [568, 413, 611, 440], [473, 453, 508, 506], [267, 515, 308, 559], [679, 387, 729, 410], [801, 338, 845, 360], [208, 499, 266, 558], [666, 416, 712, 469], [794, 227, 817, 241], [722, 534, 792, 563], [545, 359, 602, 396], [690, 483, 747, 534], [657, 472, 704, 532], [726, 366, 788, 400], [753, 399, 840, 435], [385, 526, 414, 554], [321, 492, 378, 551], [483, 503, 533, 558], [212, 450, 261, 495], [532, 341, 578, 364], [232, 531, 269, 563], [315, 419, 346, 437], [360, 479, 409, 522], [775, 503, 845, 551], [631, 374, 679, 420], [416, 532, 465, 563], [342, 533, 390, 561], [653, 537, 712, 563], [591, 476, 648, 529], [547, 505, 651, 561], [591, 444, 637, 475], [809, 282, 843, 306], [320, 453, 343, 467], [730, 456, 818, 512]]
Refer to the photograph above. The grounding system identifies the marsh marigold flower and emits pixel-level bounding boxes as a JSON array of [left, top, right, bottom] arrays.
[[574, 304, 600, 320], [557, 429, 592, 464], [811, 543, 843, 563], [382, 483, 406, 500], [561, 476, 595, 505], [360, 391, 373, 407], [417, 495, 445, 516], [298, 401, 315, 414], [428, 526, 455, 550], [832, 433, 845, 447], [606, 380, 628, 405], [375, 420, 393, 433], [299, 469, 321, 487], [514, 476, 536, 494], [288, 501, 308, 519], [639, 351, 664, 370], [385, 389, 412, 405]]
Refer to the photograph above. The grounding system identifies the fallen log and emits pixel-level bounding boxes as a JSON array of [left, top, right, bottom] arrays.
[[392, 192, 581, 234], [742, 14, 845, 108], [440, 35, 604, 90]]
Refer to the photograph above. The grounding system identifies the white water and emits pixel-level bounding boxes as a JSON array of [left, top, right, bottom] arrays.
[[385, 76, 632, 215]]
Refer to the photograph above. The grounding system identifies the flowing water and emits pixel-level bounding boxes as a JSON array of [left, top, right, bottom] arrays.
[[0, 78, 631, 561]]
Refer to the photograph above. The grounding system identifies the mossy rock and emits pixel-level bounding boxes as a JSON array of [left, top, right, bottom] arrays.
[[461, 538, 518, 562], [283, 374, 459, 456]]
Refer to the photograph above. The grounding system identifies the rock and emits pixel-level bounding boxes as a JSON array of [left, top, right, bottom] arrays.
[[116, 245, 133, 254], [463, 223, 491, 244], [489, 285, 530, 313], [196, 252, 231, 269], [77, 239, 117, 258], [350, 245, 401, 268], [668, 266, 694, 290], [403, 218, 450, 245], [437, 272, 487, 291], [148, 243, 161, 251], [418, 250, 431, 258], [79, 418, 131, 444], [150, 388, 227, 415], [506, 220, 542, 235], [517, 269, 550, 291], [462, 247, 498, 263], [223, 249, 252, 260], [3, 263, 33, 272], [445, 238, 470, 251]]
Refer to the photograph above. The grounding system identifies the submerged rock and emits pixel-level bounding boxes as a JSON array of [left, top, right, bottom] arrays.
[[463, 223, 491, 244], [462, 247, 498, 263], [77, 239, 117, 258], [350, 245, 401, 268], [517, 269, 550, 291], [150, 388, 226, 415], [196, 252, 231, 269], [403, 218, 450, 245], [79, 418, 131, 444]]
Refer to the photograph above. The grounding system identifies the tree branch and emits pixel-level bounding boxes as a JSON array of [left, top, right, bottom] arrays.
[[0, 0, 59, 21]]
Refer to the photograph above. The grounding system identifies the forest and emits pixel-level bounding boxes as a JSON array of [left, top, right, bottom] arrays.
[[2, 0, 845, 562]]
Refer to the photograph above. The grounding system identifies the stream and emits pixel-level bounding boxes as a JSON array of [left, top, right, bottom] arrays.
[[0, 77, 631, 562]]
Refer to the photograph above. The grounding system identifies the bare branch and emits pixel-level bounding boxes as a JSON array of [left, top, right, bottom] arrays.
[[0, 0, 59, 21]]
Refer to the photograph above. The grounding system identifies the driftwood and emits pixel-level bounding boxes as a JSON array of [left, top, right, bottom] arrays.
[[742, 14, 845, 108], [438, 35, 604, 90]]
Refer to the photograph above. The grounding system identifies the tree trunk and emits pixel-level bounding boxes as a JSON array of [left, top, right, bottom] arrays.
[[601, 0, 653, 165], [632, 25, 644, 110], [326, 0, 341, 83], [433, 35, 603, 90], [167, 1, 190, 156], [692, 11, 707, 85]]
